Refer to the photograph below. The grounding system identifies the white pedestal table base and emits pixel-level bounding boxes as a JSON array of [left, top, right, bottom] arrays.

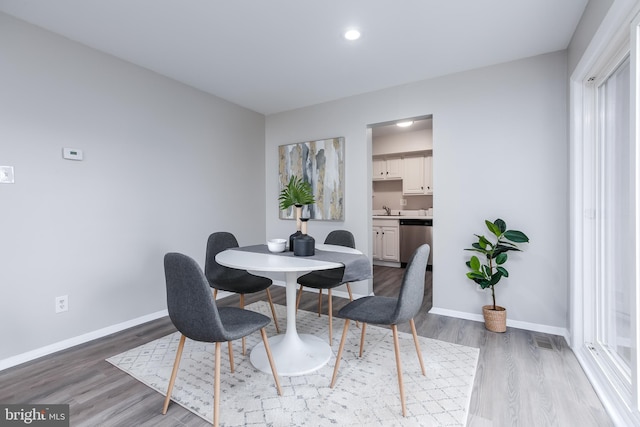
[[249, 270, 332, 376], [250, 333, 332, 376]]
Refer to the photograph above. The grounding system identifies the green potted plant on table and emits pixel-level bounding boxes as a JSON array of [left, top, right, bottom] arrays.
[[279, 176, 315, 252], [465, 218, 529, 332]]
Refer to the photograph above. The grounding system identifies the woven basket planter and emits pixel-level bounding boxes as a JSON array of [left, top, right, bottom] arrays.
[[482, 305, 507, 333]]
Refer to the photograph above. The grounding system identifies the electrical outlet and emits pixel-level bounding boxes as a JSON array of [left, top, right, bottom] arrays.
[[400, 198, 407, 206], [55, 295, 68, 313]]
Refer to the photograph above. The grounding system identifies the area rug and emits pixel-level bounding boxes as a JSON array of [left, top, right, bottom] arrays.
[[107, 301, 479, 426]]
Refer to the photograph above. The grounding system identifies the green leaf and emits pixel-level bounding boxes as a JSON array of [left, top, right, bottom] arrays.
[[504, 230, 529, 243], [482, 264, 491, 276], [278, 176, 315, 210], [492, 245, 519, 257], [470, 243, 490, 254], [485, 220, 501, 237], [467, 272, 485, 281], [490, 272, 503, 286], [465, 248, 487, 254], [494, 218, 506, 233], [469, 256, 481, 271], [496, 253, 508, 265], [497, 266, 509, 277], [477, 235, 490, 249]]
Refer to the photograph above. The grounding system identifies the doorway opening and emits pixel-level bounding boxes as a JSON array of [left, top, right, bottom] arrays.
[[368, 115, 433, 309]]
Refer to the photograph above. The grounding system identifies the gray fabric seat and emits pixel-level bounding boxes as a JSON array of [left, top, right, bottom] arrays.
[[205, 232, 280, 354], [162, 252, 282, 427], [296, 230, 357, 344], [330, 244, 430, 417]]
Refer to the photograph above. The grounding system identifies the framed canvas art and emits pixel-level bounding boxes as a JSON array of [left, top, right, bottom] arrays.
[[278, 137, 345, 220]]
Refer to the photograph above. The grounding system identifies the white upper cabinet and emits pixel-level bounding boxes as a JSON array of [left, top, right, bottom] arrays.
[[402, 156, 425, 194], [373, 157, 402, 180], [402, 154, 433, 195], [424, 155, 433, 193]]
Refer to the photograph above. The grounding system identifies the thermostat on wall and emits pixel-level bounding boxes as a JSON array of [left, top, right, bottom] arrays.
[[63, 147, 83, 161]]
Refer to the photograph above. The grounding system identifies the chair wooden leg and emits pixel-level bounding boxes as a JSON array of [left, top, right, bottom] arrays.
[[162, 334, 186, 415], [260, 328, 283, 396], [317, 290, 323, 317], [359, 323, 367, 357], [265, 288, 280, 334], [391, 324, 407, 417], [213, 288, 218, 299], [410, 319, 426, 376], [345, 283, 353, 300], [213, 342, 221, 427], [330, 319, 350, 388], [345, 283, 359, 328], [228, 341, 235, 373], [296, 284, 304, 313], [328, 289, 333, 345], [240, 294, 246, 355]]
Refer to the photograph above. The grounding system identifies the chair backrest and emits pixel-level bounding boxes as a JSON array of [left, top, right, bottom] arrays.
[[164, 252, 229, 342], [391, 244, 430, 324], [204, 232, 240, 283], [324, 230, 356, 248]]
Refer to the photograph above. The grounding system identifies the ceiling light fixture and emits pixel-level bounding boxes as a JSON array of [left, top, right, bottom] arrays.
[[396, 121, 414, 128], [344, 29, 361, 41]]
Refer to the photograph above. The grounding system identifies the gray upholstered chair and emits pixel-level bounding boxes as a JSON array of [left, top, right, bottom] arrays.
[[205, 232, 280, 355], [162, 252, 282, 427], [330, 244, 430, 417], [296, 230, 357, 344]]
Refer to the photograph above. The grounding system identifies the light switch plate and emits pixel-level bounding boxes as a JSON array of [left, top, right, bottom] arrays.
[[63, 148, 83, 161], [0, 166, 14, 183]]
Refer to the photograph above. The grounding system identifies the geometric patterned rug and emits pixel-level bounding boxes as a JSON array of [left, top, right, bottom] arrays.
[[107, 301, 479, 426]]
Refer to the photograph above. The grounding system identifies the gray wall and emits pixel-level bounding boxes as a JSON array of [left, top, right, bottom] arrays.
[[266, 51, 569, 332], [0, 13, 266, 361]]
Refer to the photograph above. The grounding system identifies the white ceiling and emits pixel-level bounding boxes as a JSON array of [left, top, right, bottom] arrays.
[[0, 0, 588, 115]]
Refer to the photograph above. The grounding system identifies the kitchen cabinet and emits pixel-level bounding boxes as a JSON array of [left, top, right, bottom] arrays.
[[373, 157, 402, 180], [372, 220, 399, 262], [424, 155, 433, 193], [402, 154, 433, 195]]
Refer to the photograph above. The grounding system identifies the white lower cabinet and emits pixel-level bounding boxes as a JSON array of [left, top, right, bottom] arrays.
[[372, 220, 399, 262]]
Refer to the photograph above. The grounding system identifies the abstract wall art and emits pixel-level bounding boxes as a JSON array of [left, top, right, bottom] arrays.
[[278, 137, 345, 221]]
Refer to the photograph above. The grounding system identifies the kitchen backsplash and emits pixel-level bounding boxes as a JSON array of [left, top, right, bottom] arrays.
[[372, 180, 432, 211]]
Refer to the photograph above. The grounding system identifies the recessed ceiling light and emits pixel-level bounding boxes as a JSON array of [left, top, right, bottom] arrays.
[[396, 121, 414, 128], [344, 29, 361, 41]]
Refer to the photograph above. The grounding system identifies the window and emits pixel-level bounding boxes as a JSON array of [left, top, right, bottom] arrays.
[[571, 6, 640, 425], [595, 53, 633, 390]]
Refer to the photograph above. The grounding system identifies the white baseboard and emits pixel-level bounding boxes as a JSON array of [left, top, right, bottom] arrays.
[[429, 306, 570, 343], [0, 309, 169, 372], [373, 260, 401, 268]]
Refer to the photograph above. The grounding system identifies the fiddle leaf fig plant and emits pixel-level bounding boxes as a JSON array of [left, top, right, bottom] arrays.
[[278, 175, 315, 211], [465, 219, 529, 310]]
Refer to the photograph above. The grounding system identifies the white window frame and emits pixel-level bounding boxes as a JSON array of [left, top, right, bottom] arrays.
[[570, 3, 640, 425]]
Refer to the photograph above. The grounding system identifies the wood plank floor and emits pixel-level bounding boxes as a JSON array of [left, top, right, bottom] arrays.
[[0, 266, 611, 426]]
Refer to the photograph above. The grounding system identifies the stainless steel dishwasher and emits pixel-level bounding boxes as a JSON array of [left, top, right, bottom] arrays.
[[399, 218, 433, 268]]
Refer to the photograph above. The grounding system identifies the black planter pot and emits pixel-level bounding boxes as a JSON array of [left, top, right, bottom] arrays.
[[294, 218, 315, 256]]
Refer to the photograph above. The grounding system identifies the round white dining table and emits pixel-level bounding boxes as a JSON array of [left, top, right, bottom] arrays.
[[215, 243, 361, 376]]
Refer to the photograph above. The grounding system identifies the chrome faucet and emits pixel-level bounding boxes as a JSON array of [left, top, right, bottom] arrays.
[[382, 205, 391, 215]]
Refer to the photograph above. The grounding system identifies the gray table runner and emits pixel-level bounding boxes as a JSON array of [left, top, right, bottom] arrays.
[[231, 244, 372, 282]]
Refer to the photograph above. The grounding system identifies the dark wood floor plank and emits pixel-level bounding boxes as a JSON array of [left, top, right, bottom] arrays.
[[0, 266, 611, 426]]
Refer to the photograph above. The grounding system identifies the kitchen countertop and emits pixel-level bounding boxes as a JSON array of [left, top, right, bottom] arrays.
[[372, 215, 433, 220]]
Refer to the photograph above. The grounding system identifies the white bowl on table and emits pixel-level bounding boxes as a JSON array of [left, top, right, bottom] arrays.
[[267, 238, 287, 253]]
